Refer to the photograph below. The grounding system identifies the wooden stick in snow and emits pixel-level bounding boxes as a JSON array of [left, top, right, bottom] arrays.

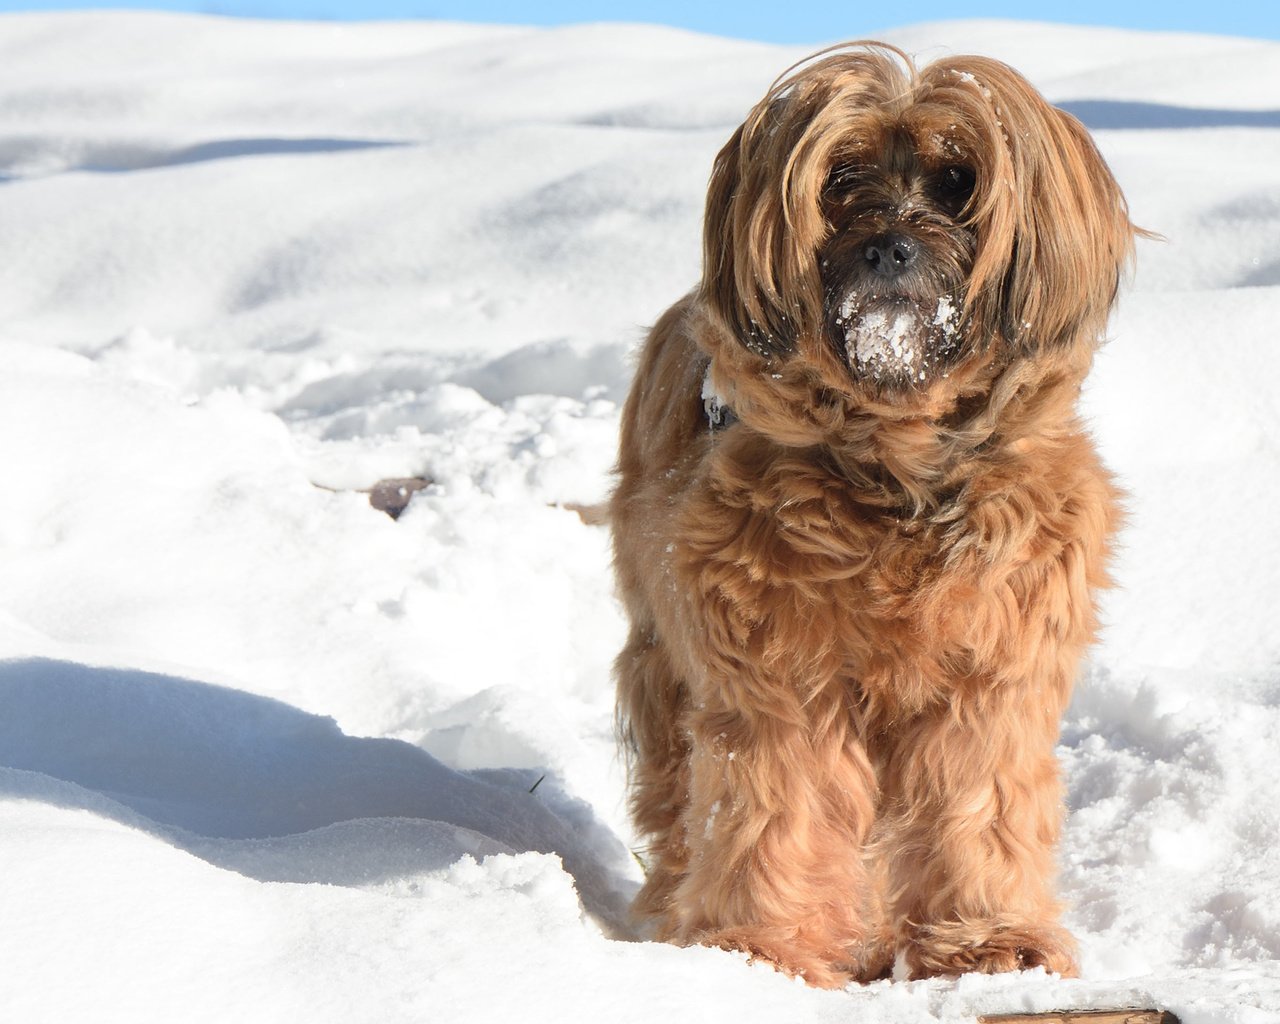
[[979, 1011, 1179, 1024]]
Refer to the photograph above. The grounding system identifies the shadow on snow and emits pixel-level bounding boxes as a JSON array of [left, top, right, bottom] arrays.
[[1059, 100, 1280, 130], [0, 657, 634, 933]]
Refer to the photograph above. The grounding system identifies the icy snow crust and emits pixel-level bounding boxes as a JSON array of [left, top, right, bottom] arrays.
[[1, 11, 1279, 1022]]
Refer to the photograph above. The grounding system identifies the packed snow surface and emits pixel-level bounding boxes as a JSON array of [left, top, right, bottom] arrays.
[[1, 11, 1278, 1023]]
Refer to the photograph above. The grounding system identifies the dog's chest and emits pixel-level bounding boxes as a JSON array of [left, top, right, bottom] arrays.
[[715, 467, 1030, 697]]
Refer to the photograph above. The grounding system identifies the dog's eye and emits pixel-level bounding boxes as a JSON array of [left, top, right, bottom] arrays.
[[825, 163, 866, 195], [938, 165, 976, 202]]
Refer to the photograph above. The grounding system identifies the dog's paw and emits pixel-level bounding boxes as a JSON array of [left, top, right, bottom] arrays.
[[694, 927, 858, 989], [904, 921, 1078, 979], [840, 937, 896, 984]]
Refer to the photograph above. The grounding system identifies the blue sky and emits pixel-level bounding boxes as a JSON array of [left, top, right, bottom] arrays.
[[0, 0, 1275, 44]]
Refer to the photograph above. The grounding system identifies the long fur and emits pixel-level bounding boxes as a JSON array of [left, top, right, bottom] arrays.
[[611, 43, 1136, 987]]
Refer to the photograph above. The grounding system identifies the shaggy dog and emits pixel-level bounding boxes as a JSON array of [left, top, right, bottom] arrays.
[[610, 43, 1138, 987]]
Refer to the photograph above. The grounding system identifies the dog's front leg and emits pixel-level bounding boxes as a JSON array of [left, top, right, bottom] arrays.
[[662, 658, 884, 987], [881, 683, 1079, 979]]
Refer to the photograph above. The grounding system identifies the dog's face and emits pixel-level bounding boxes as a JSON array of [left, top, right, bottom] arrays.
[[819, 127, 978, 389], [701, 45, 1137, 407]]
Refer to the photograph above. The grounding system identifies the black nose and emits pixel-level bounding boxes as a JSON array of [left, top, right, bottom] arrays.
[[864, 234, 919, 278]]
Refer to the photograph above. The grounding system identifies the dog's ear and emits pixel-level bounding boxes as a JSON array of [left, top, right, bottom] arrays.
[[700, 111, 800, 359], [701, 72, 853, 362], [932, 59, 1139, 353], [1004, 99, 1139, 352]]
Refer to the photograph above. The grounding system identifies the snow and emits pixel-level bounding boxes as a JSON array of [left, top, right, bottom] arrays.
[[849, 304, 922, 369], [0, 10, 1278, 1022], [838, 294, 963, 382]]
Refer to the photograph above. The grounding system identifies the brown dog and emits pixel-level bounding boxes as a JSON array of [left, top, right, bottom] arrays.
[[611, 43, 1137, 987]]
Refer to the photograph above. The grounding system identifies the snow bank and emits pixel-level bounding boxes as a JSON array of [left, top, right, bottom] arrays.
[[0, 11, 1278, 1022]]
